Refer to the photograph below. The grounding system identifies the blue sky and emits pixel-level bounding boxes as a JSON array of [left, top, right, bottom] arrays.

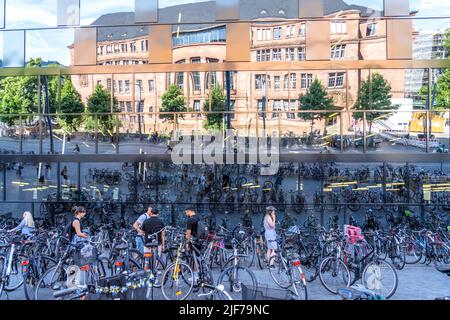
[[0, 0, 448, 66]]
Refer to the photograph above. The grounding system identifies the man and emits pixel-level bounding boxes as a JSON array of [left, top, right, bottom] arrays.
[[185, 207, 200, 283], [132, 205, 152, 254], [142, 208, 165, 270]]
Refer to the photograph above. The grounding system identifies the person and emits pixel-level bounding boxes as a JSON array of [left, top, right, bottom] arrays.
[[142, 208, 165, 270], [264, 206, 278, 268], [73, 144, 80, 154], [8, 211, 35, 238], [45, 163, 51, 178], [132, 205, 153, 254], [68, 206, 89, 245], [185, 207, 200, 283], [61, 166, 69, 184]]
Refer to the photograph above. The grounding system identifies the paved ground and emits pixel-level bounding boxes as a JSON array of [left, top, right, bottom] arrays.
[[1, 264, 449, 300]]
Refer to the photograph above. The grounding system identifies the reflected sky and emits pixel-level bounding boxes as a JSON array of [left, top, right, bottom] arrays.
[[0, 0, 448, 66]]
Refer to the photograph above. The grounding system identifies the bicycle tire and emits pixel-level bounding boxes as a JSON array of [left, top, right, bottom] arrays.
[[217, 265, 257, 300], [319, 256, 351, 295], [362, 259, 398, 299], [268, 255, 292, 289], [4, 255, 24, 292], [161, 261, 193, 300], [22, 255, 57, 300], [34, 265, 67, 300]]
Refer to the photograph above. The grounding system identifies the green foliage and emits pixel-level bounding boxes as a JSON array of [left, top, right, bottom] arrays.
[[203, 85, 227, 131], [160, 84, 186, 122], [353, 73, 394, 131], [58, 79, 85, 132], [298, 78, 337, 126], [84, 84, 120, 134], [444, 29, 450, 58]]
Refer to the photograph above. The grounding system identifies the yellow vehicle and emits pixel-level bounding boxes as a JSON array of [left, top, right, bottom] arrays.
[[409, 112, 446, 133]]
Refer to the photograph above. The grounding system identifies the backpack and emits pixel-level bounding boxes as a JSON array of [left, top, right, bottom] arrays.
[[196, 219, 209, 240]]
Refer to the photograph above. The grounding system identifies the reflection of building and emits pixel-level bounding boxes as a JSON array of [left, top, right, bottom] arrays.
[[405, 32, 446, 106], [70, 0, 412, 135]]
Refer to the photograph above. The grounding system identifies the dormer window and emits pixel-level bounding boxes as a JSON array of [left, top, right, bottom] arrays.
[[278, 9, 285, 15]]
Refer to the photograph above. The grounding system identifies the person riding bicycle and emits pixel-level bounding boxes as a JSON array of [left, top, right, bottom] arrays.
[[8, 211, 35, 238], [68, 206, 89, 246], [264, 206, 277, 269], [133, 205, 153, 254], [142, 208, 165, 268]]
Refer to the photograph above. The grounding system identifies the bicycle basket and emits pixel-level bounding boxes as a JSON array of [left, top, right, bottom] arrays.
[[73, 244, 98, 267], [241, 284, 296, 301]]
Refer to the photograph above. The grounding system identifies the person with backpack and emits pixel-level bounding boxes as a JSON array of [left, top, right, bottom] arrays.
[[67, 206, 89, 245], [133, 205, 153, 254], [185, 207, 207, 284], [142, 208, 165, 269]]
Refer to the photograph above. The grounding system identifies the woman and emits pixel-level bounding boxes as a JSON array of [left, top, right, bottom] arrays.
[[264, 206, 278, 268], [8, 211, 35, 238], [69, 206, 89, 245]]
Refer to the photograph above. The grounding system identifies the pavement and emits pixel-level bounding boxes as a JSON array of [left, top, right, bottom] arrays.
[[1, 264, 449, 300]]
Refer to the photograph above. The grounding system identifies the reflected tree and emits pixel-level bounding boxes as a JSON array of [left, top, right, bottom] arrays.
[[203, 85, 226, 131]]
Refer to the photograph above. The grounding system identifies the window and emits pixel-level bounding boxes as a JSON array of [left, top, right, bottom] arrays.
[[113, 80, 117, 93], [286, 25, 295, 38], [121, 43, 127, 52], [272, 48, 282, 61], [97, 46, 104, 55], [106, 45, 112, 54], [130, 42, 136, 52], [331, 21, 347, 34], [97, 80, 102, 86], [191, 57, 201, 63], [298, 47, 306, 61], [125, 80, 130, 94], [366, 23, 377, 36], [206, 72, 217, 89], [257, 29, 263, 41], [230, 100, 236, 120], [256, 49, 270, 62], [141, 40, 148, 52], [126, 101, 132, 112], [176, 72, 184, 89], [224, 71, 236, 91], [287, 101, 296, 119], [255, 74, 264, 90], [273, 27, 281, 39], [328, 72, 345, 88], [298, 23, 306, 37], [283, 75, 289, 90], [257, 100, 265, 117], [148, 80, 155, 92], [193, 100, 201, 112], [274, 76, 281, 90], [301, 74, 313, 89], [285, 48, 295, 61], [120, 101, 126, 112], [136, 80, 143, 93], [192, 72, 201, 91], [172, 27, 226, 47], [114, 44, 120, 53], [119, 80, 124, 94], [272, 100, 282, 118], [290, 73, 297, 90], [331, 44, 346, 59], [257, 29, 271, 41]]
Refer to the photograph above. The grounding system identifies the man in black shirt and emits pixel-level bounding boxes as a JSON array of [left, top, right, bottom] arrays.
[[185, 207, 199, 240], [142, 208, 165, 253]]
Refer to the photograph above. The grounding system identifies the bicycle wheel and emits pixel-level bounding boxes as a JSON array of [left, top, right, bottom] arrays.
[[0, 256, 5, 299], [390, 244, 406, 270], [161, 261, 193, 300], [4, 256, 24, 292], [362, 259, 398, 299], [319, 256, 351, 294], [268, 255, 292, 289], [34, 265, 68, 300], [292, 266, 308, 300], [217, 265, 257, 300], [22, 255, 57, 300], [256, 242, 267, 270]]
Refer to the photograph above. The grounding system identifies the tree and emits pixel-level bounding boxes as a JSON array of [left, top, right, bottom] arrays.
[[353, 73, 394, 133], [58, 78, 85, 132], [84, 84, 120, 135], [298, 78, 337, 140], [203, 85, 227, 131], [160, 84, 185, 123]]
